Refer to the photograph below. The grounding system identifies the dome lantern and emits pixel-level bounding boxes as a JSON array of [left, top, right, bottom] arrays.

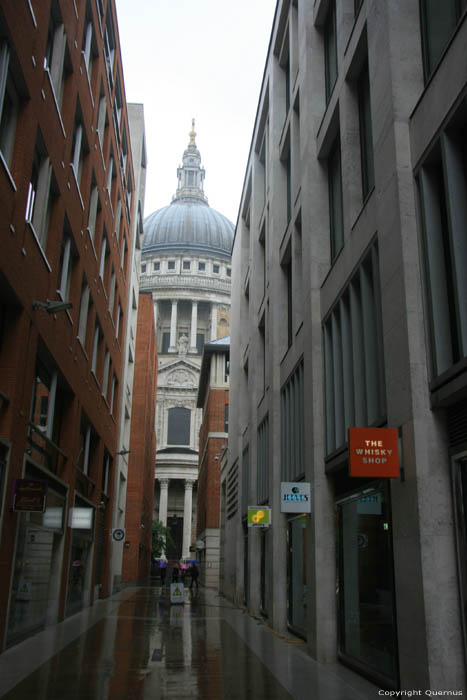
[[143, 122, 234, 259]]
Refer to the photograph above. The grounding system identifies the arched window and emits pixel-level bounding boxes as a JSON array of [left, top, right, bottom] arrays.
[[167, 407, 190, 445]]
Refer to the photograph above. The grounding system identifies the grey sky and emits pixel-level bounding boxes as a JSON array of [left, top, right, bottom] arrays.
[[114, 0, 277, 225]]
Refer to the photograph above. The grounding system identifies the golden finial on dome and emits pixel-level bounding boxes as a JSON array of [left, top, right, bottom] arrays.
[[188, 118, 196, 147]]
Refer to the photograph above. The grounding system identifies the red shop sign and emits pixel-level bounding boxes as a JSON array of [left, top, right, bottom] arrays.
[[349, 427, 400, 478]]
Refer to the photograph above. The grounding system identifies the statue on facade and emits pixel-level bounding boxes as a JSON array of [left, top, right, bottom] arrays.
[[177, 334, 189, 355]]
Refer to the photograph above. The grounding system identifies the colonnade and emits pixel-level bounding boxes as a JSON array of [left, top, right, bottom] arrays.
[[157, 477, 195, 560], [152, 299, 218, 352]]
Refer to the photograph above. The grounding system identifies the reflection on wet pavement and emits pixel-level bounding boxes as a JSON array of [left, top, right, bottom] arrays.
[[0, 588, 292, 699]]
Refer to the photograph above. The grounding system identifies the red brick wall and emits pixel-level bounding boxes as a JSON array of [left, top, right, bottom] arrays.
[[122, 293, 157, 583], [197, 387, 228, 536], [0, 0, 137, 645]]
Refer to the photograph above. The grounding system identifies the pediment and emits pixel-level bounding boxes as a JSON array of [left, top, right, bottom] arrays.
[[158, 359, 199, 388]]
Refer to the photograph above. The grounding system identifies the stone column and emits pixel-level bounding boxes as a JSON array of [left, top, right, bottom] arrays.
[[182, 480, 195, 559], [190, 301, 198, 352], [169, 300, 178, 352], [210, 303, 217, 340], [158, 478, 169, 529], [152, 299, 158, 333]]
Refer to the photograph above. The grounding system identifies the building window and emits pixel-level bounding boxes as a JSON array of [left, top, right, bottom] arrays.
[[153, 261, 160, 272], [102, 348, 110, 398], [183, 260, 191, 270], [0, 43, 20, 171], [328, 136, 344, 261], [420, 0, 466, 80], [418, 120, 467, 380], [91, 322, 101, 375], [99, 231, 109, 281], [71, 111, 88, 190], [282, 244, 293, 348], [110, 374, 118, 415], [162, 332, 170, 354], [44, 1, 67, 107], [324, 0, 337, 103], [224, 403, 229, 433], [226, 267, 231, 277], [57, 223, 75, 302], [198, 261, 205, 272], [281, 135, 292, 224], [213, 264, 220, 274], [280, 361, 304, 481], [87, 177, 99, 242], [167, 407, 190, 445], [25, 136, 55, 252], [257, 415, 269, 505], [168, 260, 175, 270], [323, 242, 386, 456], [96, 85, 107, 151], [77, 278, 91, 346], [358, 61, 375, 200], [196, 333, 205, 355], [241, 445, 249, 517], [141, 263, 146, 274]]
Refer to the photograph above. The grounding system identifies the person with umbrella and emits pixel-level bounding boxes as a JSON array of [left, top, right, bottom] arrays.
[[156, 559, 168, 585]]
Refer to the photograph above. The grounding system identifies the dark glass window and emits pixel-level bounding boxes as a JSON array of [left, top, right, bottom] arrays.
[[161, 332, 170, 354], [213, 264, 220, 274], [324, 0, 337, 103], [420, 0, 467, 79], [196, 333, 205, 354], [167, 407, 190, 445], [198, 261, 205, 271], [358, 61, 375, 200], [168, 260, 175, 270], [328, 138, 344, 261]]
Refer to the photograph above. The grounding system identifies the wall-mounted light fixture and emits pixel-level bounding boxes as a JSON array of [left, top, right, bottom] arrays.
[[116, 449, 130, 456], [33, 299, 73, 314]]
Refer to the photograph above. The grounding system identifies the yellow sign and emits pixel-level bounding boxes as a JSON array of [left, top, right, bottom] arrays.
[[247, 507, 271, 527]]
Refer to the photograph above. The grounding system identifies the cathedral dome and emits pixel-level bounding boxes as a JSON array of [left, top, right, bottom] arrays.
[[143, 201, 233, 258], [142, 121, 234, 260]]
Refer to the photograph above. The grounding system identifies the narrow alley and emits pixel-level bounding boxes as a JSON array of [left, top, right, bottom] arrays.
[[0, 585, 379, 700]]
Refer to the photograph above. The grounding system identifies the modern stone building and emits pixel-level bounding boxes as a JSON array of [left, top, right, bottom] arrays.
[[140, 123, 233, 561], [0, 0, 138, 649], [226, 0, 467, 692]]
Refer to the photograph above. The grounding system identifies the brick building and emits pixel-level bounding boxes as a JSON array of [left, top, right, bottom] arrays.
[[196, 337, 229, 588], [122, 291, 157, 584], [0, 0, 138, 649]]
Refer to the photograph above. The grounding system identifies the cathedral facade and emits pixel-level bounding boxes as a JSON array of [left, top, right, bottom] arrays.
[[140, 123, 233, 560]]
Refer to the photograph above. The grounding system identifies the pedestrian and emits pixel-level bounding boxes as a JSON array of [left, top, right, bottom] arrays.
[[190, 563, 199, 589], [160, 566, 166, 586]]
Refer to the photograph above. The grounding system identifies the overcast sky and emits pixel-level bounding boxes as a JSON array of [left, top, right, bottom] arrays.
[[114, 0, 277, 225]]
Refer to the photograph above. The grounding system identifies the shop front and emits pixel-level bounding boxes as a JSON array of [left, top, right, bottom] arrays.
[[452, 452, 467, 668], [336, 480, 398, 688], [7, 465, 67, 647], [65, 496, 95, 617]]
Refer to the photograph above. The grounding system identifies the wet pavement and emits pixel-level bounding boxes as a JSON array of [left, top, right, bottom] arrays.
[[0, 586, 380, 699]]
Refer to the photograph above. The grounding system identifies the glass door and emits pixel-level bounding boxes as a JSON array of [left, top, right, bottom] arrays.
[[287, 514, 307, 638], [336, 481, 398, 687]]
